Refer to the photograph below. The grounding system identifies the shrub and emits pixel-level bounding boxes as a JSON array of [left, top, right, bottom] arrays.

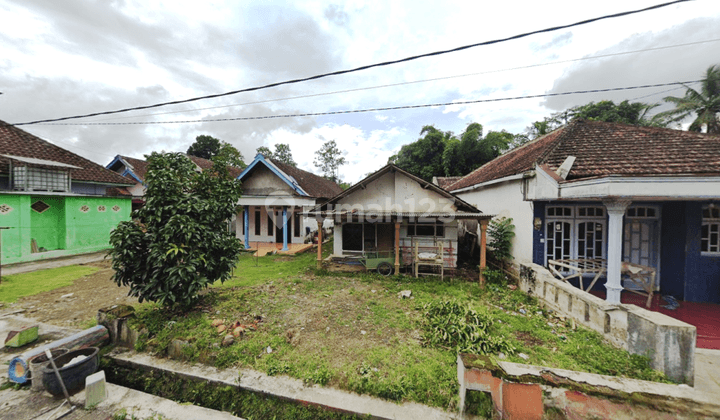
[[487, 217, 515, 265], [109, 152, 242, 309]]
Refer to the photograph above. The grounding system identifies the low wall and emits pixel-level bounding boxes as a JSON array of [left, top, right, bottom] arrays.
[[518, 263, 696, 385], [458, 354, 720, 420]]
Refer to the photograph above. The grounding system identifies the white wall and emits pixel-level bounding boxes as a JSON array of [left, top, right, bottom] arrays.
[[455, 179, 535, 263]]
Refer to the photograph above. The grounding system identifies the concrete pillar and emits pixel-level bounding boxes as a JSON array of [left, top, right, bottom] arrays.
[[603, 199, 631, 304], [394, 222, 401, 274], [316, 219, 323, 270], [243, 205, 249, 249], [282, 206, 288, 251], [479, 219, 488, 286]]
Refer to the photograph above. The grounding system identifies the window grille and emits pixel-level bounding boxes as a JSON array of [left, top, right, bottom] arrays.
[[702, 205, 720, 253], [31, 200, 51, 213], [12, 166, 70, 192]]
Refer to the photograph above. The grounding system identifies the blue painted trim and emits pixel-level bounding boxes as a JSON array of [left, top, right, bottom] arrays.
[[105, 155, 124, 170], [121, 169, 144, 185], [244, 205, 250, 249], [282, 206, 289, 251], [236, 154, 307, 196]]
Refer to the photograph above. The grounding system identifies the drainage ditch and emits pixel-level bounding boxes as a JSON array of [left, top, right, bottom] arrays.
[[101, 355, 369, 420]]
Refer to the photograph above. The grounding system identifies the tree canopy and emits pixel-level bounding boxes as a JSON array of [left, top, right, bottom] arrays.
[[313, 139, 347, 183], [660, 64, 720, 133], [109, 152, 243, 308], [187, 135, 246, 168], [256, 143, 297, 167], [390, 123, 513, 181]]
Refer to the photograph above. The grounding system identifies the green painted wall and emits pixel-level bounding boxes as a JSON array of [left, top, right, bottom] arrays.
[[0, 194, 131, 265]]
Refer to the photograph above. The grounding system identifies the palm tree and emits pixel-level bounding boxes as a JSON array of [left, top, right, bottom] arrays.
[[661, 64, 720, 133]]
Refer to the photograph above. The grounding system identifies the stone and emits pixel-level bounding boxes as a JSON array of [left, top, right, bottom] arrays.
[[85, 370, 106, 408], [361, 330, 367, 335], [222, 335, 234, 346], [519, 309, 527, 315], [519, 353, 530, 360], [266, 346, 272, 354], [398, 290, 412, 299], [498, 352, 506, 359], [211, 319, 224, 327], [217, 325, 227, 334], [233, 326, 244, 337]]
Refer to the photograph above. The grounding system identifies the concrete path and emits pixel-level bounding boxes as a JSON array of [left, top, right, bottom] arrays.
[[2, 251, 108, 276], [695, 348, 720, 397]]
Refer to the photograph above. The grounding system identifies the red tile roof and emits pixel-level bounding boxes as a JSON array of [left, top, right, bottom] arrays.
[[117, 154, 243, 182], [0, 121, 134, 185], [434, 176, 463, 189], [450, 120, 720, 191], [269, 158, 343, 199]]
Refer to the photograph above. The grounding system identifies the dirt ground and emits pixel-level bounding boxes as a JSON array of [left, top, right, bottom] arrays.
[[7, 260, 139, 329]]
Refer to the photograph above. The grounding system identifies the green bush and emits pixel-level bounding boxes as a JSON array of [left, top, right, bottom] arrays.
[[487, 217, 515, 264], [109, 152, 242, 309], [422, 300, 515, 355]]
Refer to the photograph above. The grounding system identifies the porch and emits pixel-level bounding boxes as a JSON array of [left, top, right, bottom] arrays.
[[590, 290, 720, 350], [243, 241, 314, 257]]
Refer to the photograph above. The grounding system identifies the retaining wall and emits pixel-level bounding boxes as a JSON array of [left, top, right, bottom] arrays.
[[458, 354, 720, 420], [518, 263, 696, 385]]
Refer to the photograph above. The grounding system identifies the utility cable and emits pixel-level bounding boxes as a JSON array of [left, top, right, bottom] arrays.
[[89, 37, 720, 122], [34, 80, 700, 126], [12, 0, 691, 126]]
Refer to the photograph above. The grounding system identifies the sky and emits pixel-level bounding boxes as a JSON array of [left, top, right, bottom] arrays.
[[1, 0, 719, 184]]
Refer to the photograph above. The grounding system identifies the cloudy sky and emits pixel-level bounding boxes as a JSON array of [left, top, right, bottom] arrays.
[[2, 0, 719, 183]]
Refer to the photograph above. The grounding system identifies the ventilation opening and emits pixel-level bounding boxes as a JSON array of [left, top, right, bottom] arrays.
[[31, 200, 50, 213]]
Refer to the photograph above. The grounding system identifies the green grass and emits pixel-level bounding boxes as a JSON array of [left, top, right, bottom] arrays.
[[127, 241, 669, 412], [0, 265, 100, 303]]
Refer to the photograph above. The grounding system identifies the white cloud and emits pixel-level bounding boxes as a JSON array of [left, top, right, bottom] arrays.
[[265, 124, 404, 183]]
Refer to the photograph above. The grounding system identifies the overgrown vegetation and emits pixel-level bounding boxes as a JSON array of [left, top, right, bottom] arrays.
[[487, 217, 515, 267], [125, 243, 669, 412], [0, 265, 99, 303]]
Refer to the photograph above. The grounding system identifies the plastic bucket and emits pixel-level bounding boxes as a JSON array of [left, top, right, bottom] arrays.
[[28, 348, 68, 392]]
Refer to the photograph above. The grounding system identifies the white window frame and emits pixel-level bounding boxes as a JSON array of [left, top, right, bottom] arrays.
[[545, 205, 606, 266], [702, 205, 720, 255]]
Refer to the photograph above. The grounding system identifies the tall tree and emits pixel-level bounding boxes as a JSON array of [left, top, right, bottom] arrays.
[[187, 135, 246, 168], [313, 139, 347, 183], [187, 135, 221, 160], [390, 126, 452, 181], [256, 144, 297, 167], [661, 64, 720, 133], [441, 124, 513, 177]]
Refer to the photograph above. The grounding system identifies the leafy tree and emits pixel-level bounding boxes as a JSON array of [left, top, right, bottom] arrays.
[[216, 142, 246, 169], [660, 64, 720, 133], [187, 135, 221, 160], [109, 152, 243, 308], [390, 125, 453, 181], [256, 143, 297, 166], [487, 217, 515, 269], [313, 139, 347, 183], [187, 135, 246, 168]]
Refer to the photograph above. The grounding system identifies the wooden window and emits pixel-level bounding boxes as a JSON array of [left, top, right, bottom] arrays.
[[702, 205, 720, 253], [546, 206, 572, 217], [407, 222, 444, 237]]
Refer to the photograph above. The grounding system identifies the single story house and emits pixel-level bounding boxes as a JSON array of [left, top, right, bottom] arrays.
[[0, 120, 134, 264], [449, 119, 720, 304], [307, 164, 492, 275], [236, 153, 342, 251]]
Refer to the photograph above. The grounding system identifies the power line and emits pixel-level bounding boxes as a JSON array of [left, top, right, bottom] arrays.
[[90, 37, 720, 122], [13, 0, 691, 126], [34, 80, 700, 126]]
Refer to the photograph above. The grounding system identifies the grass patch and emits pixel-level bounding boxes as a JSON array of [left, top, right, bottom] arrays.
[[128, 243, 669, 411], [0, 265, 99, 303]]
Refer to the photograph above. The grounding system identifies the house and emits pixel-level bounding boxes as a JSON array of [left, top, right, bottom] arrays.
[[307, 164, 492, 275], [0, 120, 134, 264], [106, 154, 243, 212], [235, 153, 343, 251], [449, 119, 720, 304]]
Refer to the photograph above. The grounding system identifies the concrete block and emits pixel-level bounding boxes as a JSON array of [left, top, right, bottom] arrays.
[[627, 307, 696, 385], [85, 370, 106, 408], [502, 382, 542, 420]]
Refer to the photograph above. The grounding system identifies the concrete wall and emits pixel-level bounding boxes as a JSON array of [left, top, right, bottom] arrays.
[[458, 354, 720, 420], [0, 194, 131, 264], [518, 262, 696, 385], [236, 205, 306, 245], [454, 178, 535, 264]]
